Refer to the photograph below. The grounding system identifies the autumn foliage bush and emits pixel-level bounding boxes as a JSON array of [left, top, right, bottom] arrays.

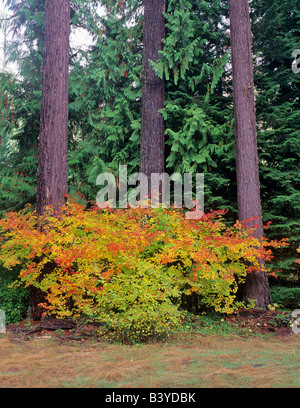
[[0, 200, 288, 341]]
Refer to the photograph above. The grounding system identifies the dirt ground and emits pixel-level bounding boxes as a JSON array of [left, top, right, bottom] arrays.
[[4, 308, 295, 342], [224, 309, 294, 336]]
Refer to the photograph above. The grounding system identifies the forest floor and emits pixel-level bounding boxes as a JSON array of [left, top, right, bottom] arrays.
[[0, 309, 299, 388]]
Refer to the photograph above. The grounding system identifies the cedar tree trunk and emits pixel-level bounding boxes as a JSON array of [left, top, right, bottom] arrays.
[[32, 0, 70, 320], [140, 0, 165, 195], [229, 0, 271, 309], [36, 0, 70, 216]]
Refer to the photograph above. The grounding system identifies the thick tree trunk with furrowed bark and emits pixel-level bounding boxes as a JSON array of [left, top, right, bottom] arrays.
[[140, 0, 165, 195], [229, 0, 271, 309], [36, 0, 70, 216], [32, 0, 70, 321]]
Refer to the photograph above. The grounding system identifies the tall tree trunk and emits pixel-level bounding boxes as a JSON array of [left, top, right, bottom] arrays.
[[140, 0, 165, 195], [229, 0, 271, 309], [36, 0, 70, 216], [32, 0, 70, 320]]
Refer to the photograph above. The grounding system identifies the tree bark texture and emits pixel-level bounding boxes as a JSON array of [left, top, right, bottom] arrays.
[[140, 0, 165, 192], [229, 0, 271, 309], [36, 0, 70, 216], [33, 0, 70, 321]]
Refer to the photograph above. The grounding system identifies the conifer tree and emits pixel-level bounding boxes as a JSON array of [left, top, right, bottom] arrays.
[[31, 0, 70, 320], [67, 0, 143, 203], [251, 0, 300, 288], [140, 0, 165, 191], [0, 0, 45, 214], [150, 0, 233, 211], [36, 0, 70, 215], [229, 0, 270, 308]]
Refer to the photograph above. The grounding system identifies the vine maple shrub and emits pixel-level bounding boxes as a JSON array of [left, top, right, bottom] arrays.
[[0, 199, 288, 341]]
